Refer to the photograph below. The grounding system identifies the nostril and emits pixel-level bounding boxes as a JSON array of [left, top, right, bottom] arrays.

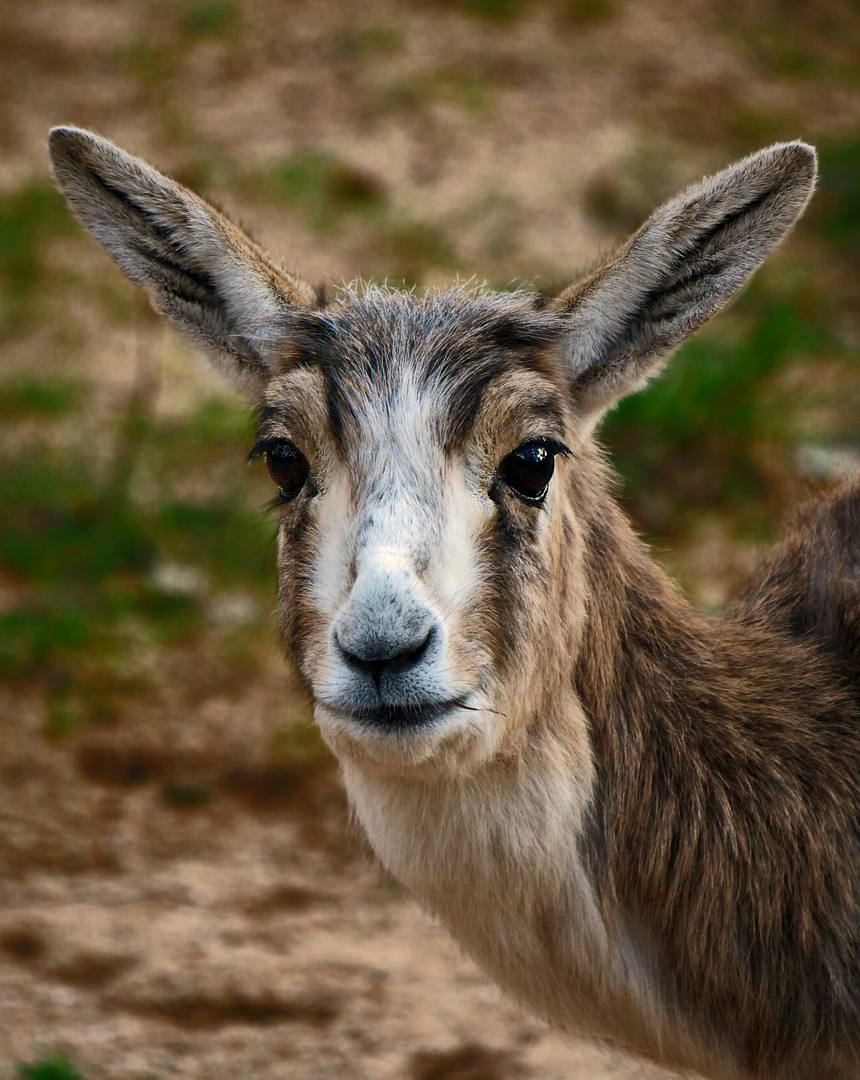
[[356, 654, 388, 686], [388, 628, 434, 673], [336, 627, 435, 685]]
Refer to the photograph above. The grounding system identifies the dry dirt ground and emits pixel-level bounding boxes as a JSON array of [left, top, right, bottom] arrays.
[[1, 0, 859, 1077], [0, 670, 671, 1079]]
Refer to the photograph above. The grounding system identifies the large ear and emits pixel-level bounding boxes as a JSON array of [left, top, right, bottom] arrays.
[[49, 126, 316, 397], [554, 141, 817, 431]]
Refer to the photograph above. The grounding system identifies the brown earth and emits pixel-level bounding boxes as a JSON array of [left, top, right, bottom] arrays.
[[0, 671, 670, 1079], [1, 0, 858, 1076]]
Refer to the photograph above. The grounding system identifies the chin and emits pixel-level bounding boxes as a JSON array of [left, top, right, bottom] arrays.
[[313, 698, 500, 777]]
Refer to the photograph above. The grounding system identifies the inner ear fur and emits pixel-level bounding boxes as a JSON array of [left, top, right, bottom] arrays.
[[49, 126, 316, 398], [553, 141, 817, 429]]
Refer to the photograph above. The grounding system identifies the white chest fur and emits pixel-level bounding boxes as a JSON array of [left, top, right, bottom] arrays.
[[340, 753, 672, 1057]]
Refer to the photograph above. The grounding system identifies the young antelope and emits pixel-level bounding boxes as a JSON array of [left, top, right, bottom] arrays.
[[49, 127, 860, 1080]]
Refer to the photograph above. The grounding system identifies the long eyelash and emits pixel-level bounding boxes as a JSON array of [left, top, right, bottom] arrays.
[[530, 436, 572, 457], [247, 437, 275, 463]]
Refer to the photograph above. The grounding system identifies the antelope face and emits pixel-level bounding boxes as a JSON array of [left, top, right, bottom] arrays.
[[259, 290, 586, 774]]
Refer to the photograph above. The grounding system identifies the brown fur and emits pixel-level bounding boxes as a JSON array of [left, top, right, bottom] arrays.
[[573, 458, 860, 1078], [48, 127, 860, 1079]]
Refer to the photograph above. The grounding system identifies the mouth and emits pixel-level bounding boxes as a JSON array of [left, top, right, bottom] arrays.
[[315, 694, 497, 771], [326, 701, 464, 731]]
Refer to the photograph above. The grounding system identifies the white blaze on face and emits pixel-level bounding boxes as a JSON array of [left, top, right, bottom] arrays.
[[313, 366, 443, 611], [436, 458, 488, 609], [310, 466, 353, 620], [302, 363, 506, 772]]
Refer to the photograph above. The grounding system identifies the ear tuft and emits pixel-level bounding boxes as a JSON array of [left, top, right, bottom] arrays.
[[49, 126, 315, 398], [554, 141, 817, 430]]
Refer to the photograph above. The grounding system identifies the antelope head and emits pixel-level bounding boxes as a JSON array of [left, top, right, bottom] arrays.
[[50, 128, 816, 777]]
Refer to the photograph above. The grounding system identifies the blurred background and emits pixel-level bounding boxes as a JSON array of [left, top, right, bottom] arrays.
[[0, 1, 858, 1077]]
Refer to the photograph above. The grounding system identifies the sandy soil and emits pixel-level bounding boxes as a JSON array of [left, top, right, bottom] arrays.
[[0, 673, 671, 1079]]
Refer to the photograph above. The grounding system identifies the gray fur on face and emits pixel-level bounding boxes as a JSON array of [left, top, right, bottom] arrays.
[[258, 286, 573, 723], [272, 285, 565, 453]]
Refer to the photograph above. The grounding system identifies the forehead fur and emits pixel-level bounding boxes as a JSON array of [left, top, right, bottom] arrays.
[[275, 285, 566, 449]]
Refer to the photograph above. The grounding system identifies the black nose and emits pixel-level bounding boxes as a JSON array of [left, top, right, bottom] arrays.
[[336, 628, 434, 688]]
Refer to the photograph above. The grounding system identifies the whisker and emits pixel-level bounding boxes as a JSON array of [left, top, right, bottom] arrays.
[[452, 698, 507, 719]]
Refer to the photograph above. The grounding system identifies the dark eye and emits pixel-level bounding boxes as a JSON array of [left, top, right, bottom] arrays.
[[499, 442, 557, 503], [265, 441, 309, 502]]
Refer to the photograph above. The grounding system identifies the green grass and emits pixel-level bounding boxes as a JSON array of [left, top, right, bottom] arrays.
[[371, 66, 496, 122], [181, 0, 237, 36], [0, 181, 74, 338], [270, 715, 329, 768], [0, 391, 275, 734], [17, 1056, 84, 1080], [261, 151, 387, 230], [581, 142, 677, 233], [160, 779, 214, 808], [556, 0, 614, 24], [815, 137, 860, 267], [0, 375, 86, 419], [328, 24, 403, 60], [717, 2, 860, 88], [181, 395, 257, 448], [601, 276, 840, 538], [0, 459, 207, 686], [246, 147, 459, 283], [460, 0, 527, 19], [0, 450, 153, 585], [116, 37, 180, 86], [155, 498, 275, 588]]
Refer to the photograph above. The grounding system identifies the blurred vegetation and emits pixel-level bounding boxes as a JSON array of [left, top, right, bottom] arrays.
[[601, 276, 844, 537], [181, 0, 238, 37], [243, 149, 459, 283], [815, 139, 860, 267], [601, 132, 859, 546], [0, 367, 275, 734], [17, 1056, 84, 1080], [254, 150, 388, 228], [0, 182, 73, 338], [435, 0, 613, 21]]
